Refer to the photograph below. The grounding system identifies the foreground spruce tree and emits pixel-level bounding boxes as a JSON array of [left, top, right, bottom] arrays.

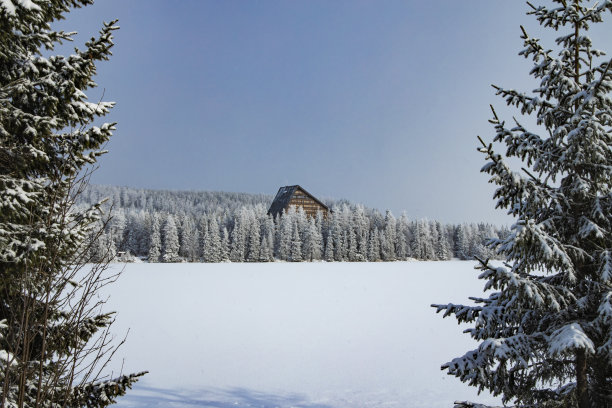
[[0, 1, 144, 407], [433, 1, 611, 407]]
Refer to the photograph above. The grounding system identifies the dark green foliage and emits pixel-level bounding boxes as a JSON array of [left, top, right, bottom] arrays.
[[0, 1, 144, 406], [433, 1, 611, 407]]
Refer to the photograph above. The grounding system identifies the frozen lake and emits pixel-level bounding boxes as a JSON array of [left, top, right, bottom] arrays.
[[102, 261, 502, 408]]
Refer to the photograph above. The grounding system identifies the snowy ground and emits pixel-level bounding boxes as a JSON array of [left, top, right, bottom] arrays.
[[101, 261, 502, 408]]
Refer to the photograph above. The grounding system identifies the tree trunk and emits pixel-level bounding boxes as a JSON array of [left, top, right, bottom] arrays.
[[576, 348, 589, 408]]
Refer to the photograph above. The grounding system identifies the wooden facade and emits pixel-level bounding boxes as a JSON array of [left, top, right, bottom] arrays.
[[268, 185, 330, 219]]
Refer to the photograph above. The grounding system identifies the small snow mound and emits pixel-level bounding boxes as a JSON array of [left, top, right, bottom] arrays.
[[547, 323, 594, 356], [0, 0, 40, 15]]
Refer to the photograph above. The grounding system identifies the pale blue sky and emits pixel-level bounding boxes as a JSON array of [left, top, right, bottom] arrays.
[[57, 1, 612, 224]]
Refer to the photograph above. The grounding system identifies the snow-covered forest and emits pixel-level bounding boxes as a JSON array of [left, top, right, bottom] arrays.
[[79, 185, 509, 263]]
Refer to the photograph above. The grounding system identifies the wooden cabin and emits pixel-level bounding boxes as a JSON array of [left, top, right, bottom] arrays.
[[268, 185, 330, 219]]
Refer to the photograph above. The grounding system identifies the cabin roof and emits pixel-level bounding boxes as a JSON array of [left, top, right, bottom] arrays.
[[267, 185, 330, 217]]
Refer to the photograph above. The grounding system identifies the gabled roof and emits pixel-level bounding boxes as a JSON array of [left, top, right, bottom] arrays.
[[267, 185, 330, 217]]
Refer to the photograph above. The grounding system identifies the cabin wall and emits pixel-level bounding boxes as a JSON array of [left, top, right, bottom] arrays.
[[288, 188, 327, 218]]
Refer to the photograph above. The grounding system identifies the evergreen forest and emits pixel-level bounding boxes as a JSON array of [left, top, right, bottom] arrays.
[[79, 185, 509, 263]]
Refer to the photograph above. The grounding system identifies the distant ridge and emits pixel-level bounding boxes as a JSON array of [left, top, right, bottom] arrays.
[[78, 185, 347, 216], [78, 184, 276, 215]]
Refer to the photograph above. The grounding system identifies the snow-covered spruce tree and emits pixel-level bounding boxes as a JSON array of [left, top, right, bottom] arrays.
[[323, 229, 335, 262], [245, 217, 260, 262], [0, 1, 145, 406], [289, 219, 303, 262], [179, 214, 198, 261], [229, 211, 247, 262], [433, 1, 611, 407], [303, 217, 322, 261], [367, 227, 381, 261], [147, 213, 161, 262], [454, 224, 471, 260], [162, 214, 179, 262], [382, 211, 397, 261], [219, 226, 230, 261], [277, 209, 293, 261], [203, 217, 222, 262], [258, 235, 272, 262], [435, 221, 452, 261]]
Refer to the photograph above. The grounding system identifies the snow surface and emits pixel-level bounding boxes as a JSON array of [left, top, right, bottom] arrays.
[[102, 261, 502, 408]]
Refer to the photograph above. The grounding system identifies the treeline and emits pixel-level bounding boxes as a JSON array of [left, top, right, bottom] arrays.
[[79, 185, 508, 262]]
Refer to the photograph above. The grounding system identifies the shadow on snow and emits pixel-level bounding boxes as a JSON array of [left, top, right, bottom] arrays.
[[118, 384, 336, 408]]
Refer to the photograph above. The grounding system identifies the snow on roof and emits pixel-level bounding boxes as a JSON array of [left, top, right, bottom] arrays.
[[267, 185, 330, 217]]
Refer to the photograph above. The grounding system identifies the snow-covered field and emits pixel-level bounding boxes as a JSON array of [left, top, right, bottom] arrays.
[[103, 261, 502, 408]]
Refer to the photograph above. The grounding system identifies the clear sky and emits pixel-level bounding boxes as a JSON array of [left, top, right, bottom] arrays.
[[56, 1, 612, 224]]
